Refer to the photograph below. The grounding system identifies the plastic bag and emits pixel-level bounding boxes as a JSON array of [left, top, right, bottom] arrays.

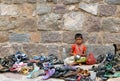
[[86, 53, 96, 65]]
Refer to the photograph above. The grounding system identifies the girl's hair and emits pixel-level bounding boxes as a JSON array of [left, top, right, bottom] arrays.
[[75, 33, 83, 39]]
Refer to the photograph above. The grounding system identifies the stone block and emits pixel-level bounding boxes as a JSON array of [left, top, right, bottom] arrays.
[[98, 5, 117, 16], [105, 0, 120, 5], [0, 32, 9, 43], [102, 18, 120, 33], [79, 2, 98, 15], [1, 4, 19, 16], [14, 17, 37, 31], [41, 31, 62, 43], [63, 12, 84, 31], [37, 13, 62, 31], [103, 33, 120, 44], [64, 0, 81, 5], [9, 33, 30, 42], [23, 43, 47, 56], [86, 45, 115, 58], [62, 31, 88, 44], [53, 4, 66, 14], [30, 32, 40, 43], [83, 15, 101, 32], [36, 4, 51, 15]]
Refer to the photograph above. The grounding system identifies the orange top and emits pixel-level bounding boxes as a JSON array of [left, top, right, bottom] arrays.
[[71, 44, 87, 56]]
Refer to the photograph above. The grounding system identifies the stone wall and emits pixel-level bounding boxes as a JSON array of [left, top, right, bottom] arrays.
[[0, 0, 119, 59]]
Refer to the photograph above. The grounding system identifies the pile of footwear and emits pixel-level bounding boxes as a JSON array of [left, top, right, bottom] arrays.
[[90, 52, 120, 81], [1, 46, 120, 81], [0, 51, 92, 81]]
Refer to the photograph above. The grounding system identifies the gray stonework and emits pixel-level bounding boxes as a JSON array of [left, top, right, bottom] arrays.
[[0, 0, 119, 58]]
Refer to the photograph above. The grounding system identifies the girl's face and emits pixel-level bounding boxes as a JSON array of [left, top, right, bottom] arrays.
[[75, 37, 82, 45]]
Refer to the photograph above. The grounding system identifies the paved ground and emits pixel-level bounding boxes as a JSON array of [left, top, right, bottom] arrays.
[[0, 65, 119, 81], [0, 73, 64, 81]]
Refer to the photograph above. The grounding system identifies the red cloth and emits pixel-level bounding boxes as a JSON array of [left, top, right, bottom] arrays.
[[71, 44, 86, 56]]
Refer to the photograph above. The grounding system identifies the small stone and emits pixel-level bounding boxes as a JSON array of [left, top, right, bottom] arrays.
[[30, 32, 40, 43], [9, 33, 30, 42], [83, 15, 101, 32], [103, 33, 120, 44], [79, 2, 98, 15], [63, 12, 84, 31], [102, 18, 120, 33], [36, 4, 51, 15], [98, 5, 117, 16], [64, 0, 81, 5], [41, 31, 62, 43], [37, 13, 62, 31], [105, 0, 120, 5], [53, 4, 66, 14], [1, 4, 19, 16]]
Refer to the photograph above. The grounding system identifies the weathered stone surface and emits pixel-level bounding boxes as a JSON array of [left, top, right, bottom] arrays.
[[62, 31, 88, 44], [83, 0, 102, 3], [88, 33, 103, 44], [30, 32, 40, 43], [102, 18, 120, 33], [9, 33, 30, 42], [52, 0, 63, 3], [79, 2, 98, 15], [0, 32, 9, 43], [84, 15, 101, 32], [23, 44, 47, 56], [36, 4, 51, 15], [14, 17, 37, 31], [2, 0, 12, 4], [103, 33, 120, 44], [1, 4, 19, 16], [60, 45, 71, 59], [98, 5, 117, 16], [64, 0, 81, 5], [0, 17, 15, 31], [0, 44, 12, 57], [105, 0, 120, 5], [19, 3, 35, 17], [37, 13, 62, 30], [53, 4, 66, 14], [41, 31, 62, 43], [47, 45, 60, 57], [12, 0, 26, 4], [38, 0, 46, 3], [63, 12, 84, 31], [27, 0, 37, 3], [11, 44, 23, 53], [86, 45, 115, 58]]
